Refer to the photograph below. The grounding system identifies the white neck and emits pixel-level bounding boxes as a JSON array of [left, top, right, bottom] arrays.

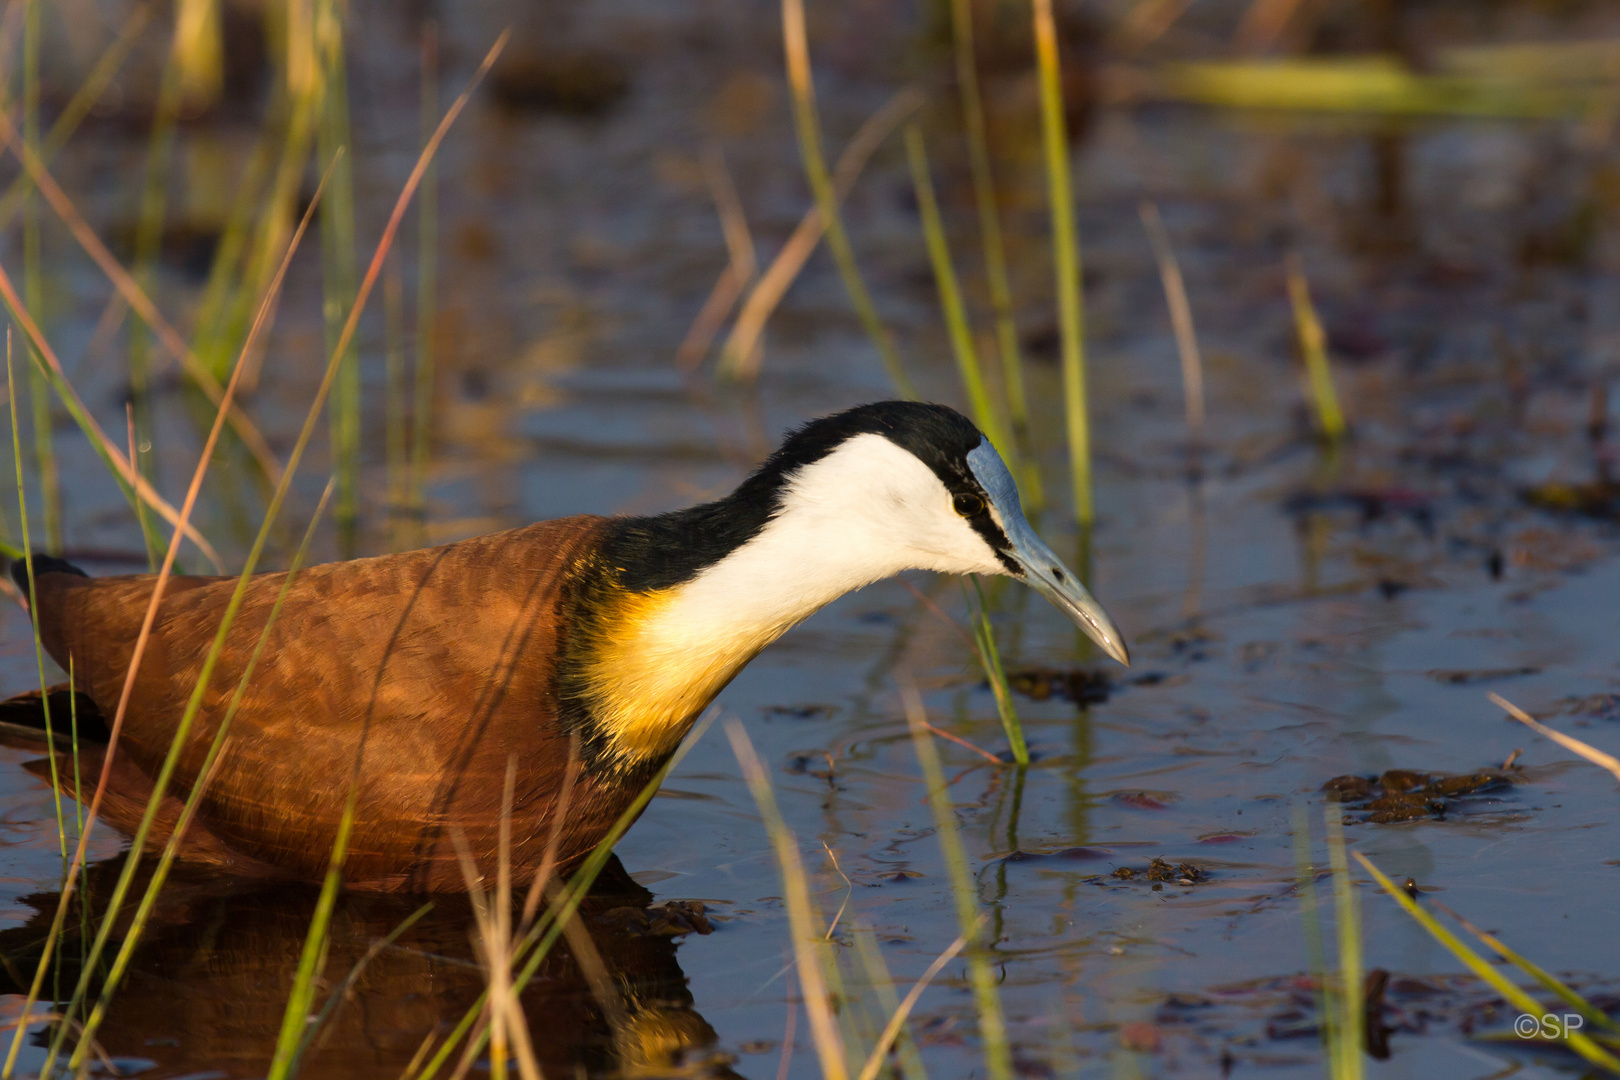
[[583, 434, 1006, 761]]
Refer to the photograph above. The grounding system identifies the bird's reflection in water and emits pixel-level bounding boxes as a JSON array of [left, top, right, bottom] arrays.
[[0, 854, 732, 1079]]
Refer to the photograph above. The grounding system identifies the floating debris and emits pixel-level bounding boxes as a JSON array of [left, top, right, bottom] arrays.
[[1324, 768, 1513, 823]]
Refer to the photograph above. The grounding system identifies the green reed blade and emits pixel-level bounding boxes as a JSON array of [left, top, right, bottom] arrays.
[[967, 578, 1027, 765], [21, 0, 58, 554], [291, 901, 434, 1074], [317, 0, 361, 556], [266, 794, 358, 1080], [1031, 0, 1093, 528], [410, 24, 438, 547], [127, 35, 187, 540], [1429, 896, 1620, 1035], [729, 720, 849, 1080], [1323, 804, 1363, 1080], [904, 124, 1014, 462], [1286, 254, 1347, 442], [73, 479, 337, 1065], [0, 3, 154, 237], [779, 0, 914, 399], [384, 255, 406, 550], [1356, 852, 1620, 1074], [850, 921, 930, 1080], [6, 335, 65, 868], [903, 687, 1011, 1080], [1290, 805, 1331, 1060], [413, 711, 716, 1080], [949, 0, 1041, 508], [46, 34, 499, 1052]]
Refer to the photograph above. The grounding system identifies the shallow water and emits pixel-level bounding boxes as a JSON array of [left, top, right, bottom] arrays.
[[0, 0, 1617, 1076]]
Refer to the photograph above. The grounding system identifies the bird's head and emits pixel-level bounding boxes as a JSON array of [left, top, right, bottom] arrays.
[[723, 401, 1131, 666]]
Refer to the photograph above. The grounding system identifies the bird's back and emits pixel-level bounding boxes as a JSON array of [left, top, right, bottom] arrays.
[[26, 515, 631, 890]]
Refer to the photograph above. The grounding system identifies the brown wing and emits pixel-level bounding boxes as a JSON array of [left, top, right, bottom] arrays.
[[30, 516, 629, 890]]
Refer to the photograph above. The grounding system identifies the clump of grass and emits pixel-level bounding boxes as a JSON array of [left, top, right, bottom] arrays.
[[1032, 0, 1094, 529], [778, 0, 914, 399], [1285, 253, 1347, 443]]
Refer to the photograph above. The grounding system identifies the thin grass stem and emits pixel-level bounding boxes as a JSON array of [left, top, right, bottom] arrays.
[[901, 685, 1012, 1080], [1138, 201, 1205, 444], [317, 0, 361, 555], [779, 0, 914, 398], [967, 578, 1027, 765], [410, 22, 439, 546], [266, 796, 359, 1080], [1323, 804, 1363, 1080], [1032, 0, 1093, 527], [905, 124, 1013, 460], [37, 159, 338, 1079], [21, 0, 59, 554], [415, 711, 716, 1080], [949, 0, 1041, 507], [1285, 253, 1347, 442], [1490, 692, 1620, 782], [719, 87, 921, 382], [6, 333, 66, 868], [73, 479, 338, 1064], [728, 719, 848, 1080]]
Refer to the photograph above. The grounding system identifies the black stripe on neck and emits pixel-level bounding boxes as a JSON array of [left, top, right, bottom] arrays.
[[598, 401, 988, 593]]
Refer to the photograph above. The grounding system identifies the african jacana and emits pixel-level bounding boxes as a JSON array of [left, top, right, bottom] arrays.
[[7, 401, 1127, 891]]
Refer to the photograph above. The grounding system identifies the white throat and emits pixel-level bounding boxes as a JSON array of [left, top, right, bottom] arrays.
[[580, 433, 1010, 761], [669, 433, 1006, 637]]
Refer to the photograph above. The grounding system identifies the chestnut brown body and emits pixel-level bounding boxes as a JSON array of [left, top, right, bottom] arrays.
[[23, 517, 662, 892]]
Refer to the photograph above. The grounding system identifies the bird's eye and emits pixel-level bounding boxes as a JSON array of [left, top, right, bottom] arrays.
[[952, 492, 985, 518]]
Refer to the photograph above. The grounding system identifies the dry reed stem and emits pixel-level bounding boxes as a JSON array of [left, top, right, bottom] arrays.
[[418, 711, 718, 1080], [19, 158, 333, 1080], [917, 717, 1003, 765], [0, 106, 284, 482], [763, 3, 915, 396], [1138, 201, 1205, 442], [1490, 692, 1620, 783], [853, 926, 974, 1080], [721, 86, 922, 380], [1110, 0, 1196, 56], [0, 1, 152, 232], [728, 719, 849, 1080], [677, 147, 757, 370], [520, 739, 581, 934], [1234, 0, 1306, 53], [76, 479, 337, 1065], [0, 259, 222, 567]]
